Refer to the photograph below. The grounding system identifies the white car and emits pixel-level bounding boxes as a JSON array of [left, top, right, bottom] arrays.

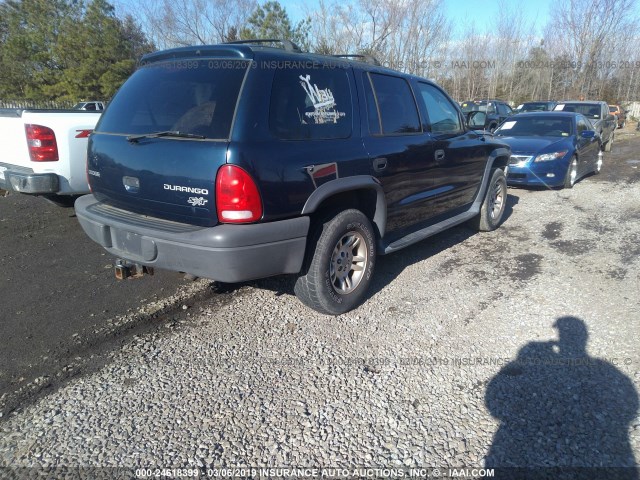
[[0, 108, 102, 205]]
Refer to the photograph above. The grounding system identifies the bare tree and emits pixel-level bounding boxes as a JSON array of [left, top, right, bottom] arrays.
[[545, 0, 638, 99], [119, 0, 256, 49]]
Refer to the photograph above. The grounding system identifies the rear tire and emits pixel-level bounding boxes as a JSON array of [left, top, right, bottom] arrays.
[[564, 157, 578, 188], [471, 168, 507, 232], [294, 209, 376, 315]]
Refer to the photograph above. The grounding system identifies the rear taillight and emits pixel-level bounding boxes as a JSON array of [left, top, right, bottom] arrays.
[[216, 165, 262, 223], [25, 124, 58, 162]]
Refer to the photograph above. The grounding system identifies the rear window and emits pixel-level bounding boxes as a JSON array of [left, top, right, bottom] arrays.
[[97, 59, 249, 139], [521, 103, 551, 112], [269, 67, 352, 140]]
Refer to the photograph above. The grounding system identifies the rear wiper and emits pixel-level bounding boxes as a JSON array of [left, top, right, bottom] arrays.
[[127, 131, 206, 143]]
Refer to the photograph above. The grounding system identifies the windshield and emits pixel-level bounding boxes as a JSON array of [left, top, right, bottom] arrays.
[[494, 116, 573, 137], [97, 59, 249, 139], [460, 101, 488, 113], [609, 106, 617, 112], [554, 103, 601, 119]]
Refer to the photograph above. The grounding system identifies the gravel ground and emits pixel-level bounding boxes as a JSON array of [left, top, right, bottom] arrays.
[[1, 132, 639, 474]]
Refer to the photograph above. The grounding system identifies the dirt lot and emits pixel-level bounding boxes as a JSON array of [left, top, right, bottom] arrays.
[[0, 126, 639, 474], [0, 195, 213, 414]]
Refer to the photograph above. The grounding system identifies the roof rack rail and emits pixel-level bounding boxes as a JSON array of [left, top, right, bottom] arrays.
[[225, 39, 302, 53], [332, 54, 381, 66]]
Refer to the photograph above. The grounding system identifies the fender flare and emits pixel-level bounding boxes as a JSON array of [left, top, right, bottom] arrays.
[[301, 175, 388, 238]]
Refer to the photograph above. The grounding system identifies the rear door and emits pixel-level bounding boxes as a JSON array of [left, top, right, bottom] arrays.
[[89, 58, 250, 227], [360, 72, 435, 238]]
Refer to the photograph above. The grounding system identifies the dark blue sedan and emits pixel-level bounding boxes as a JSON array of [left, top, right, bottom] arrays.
[[494, 112, 603, 188]]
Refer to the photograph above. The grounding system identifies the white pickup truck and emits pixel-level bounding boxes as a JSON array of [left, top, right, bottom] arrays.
[[0, 108, 101, 206]]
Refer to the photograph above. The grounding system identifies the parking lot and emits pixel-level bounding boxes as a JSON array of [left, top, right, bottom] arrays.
[[1, 128, 639, 471]]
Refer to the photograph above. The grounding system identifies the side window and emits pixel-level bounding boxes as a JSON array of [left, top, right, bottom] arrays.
[[577, 116, 589, 133], [369, 73, 421, 135], [487, 103, 497, 114], [417, 83, 462, 135], [362, 73, 381, 135], [269, 67, 352, 140], [501, 103, 513, 115]]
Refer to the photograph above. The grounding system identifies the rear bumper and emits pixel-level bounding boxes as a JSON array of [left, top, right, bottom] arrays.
[[74, 195, 309, 283], [0, 164, 59, 193]]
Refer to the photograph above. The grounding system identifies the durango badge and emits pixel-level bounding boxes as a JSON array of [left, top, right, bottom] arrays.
[[164, 184, 209, 195]]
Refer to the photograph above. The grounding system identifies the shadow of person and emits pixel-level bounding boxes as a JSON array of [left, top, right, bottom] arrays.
[[485, 316, 639, 479]]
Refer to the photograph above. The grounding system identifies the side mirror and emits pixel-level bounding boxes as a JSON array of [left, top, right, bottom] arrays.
[[581, 130, 596, 139], [466, 111, 487, 129]]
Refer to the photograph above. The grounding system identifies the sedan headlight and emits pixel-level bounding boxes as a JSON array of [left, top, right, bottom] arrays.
[[534, 150, 568, 162]]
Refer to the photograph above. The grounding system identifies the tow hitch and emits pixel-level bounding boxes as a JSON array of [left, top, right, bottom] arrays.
[[114, 259, 154, 280]]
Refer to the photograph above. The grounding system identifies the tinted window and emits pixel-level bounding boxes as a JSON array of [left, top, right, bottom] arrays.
[[270, 67, 352, 140], [417, 83, 462, 134], [576, 116, 590, 133], [98, 60, 248, 139], [369, 73, 421, 134]]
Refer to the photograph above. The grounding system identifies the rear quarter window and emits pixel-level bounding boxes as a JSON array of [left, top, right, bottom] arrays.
[[97, 59, 249, 139], [269, 67, 352, 140]]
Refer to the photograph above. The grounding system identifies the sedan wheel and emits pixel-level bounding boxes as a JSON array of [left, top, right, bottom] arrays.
[[594, 151, 603, 174], [564, 157, 578, 188]]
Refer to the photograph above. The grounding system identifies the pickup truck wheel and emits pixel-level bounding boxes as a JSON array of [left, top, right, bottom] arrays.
[[472, 168, 507, 232], [294, 209, 376, 315], [564, 157, 578, 188], [604, 133, 614, 152]]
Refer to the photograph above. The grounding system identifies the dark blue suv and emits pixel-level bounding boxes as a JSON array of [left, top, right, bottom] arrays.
[[75, 40, 511, 315]]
